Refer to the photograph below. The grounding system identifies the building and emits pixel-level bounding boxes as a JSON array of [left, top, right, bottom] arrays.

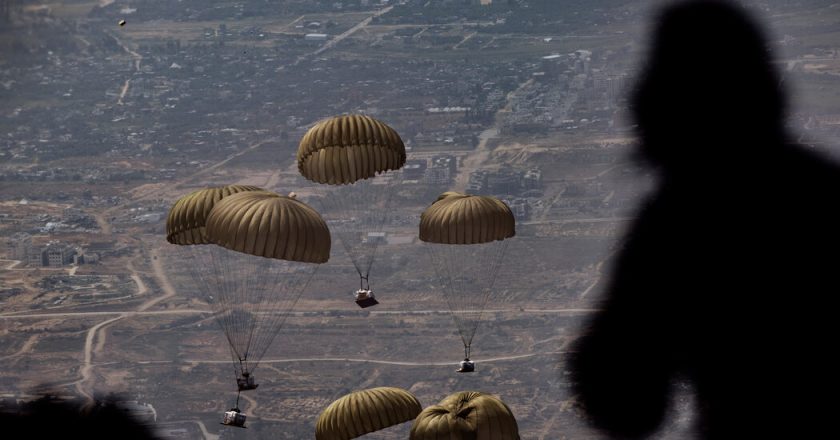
[[431, 155, 457, 175], [424, 165, 451, 185], [467, 170, 488, 192], [403, 159, 428, 180], [606, 74, 629, 106], [486, 171, 520, 195], [73, 252, 99, 265], [27, 249, 44, 266], [507, 198, 531, 220], [6, 232, 31, 260], [522, 168, 542, 190], [43, 241, 76, 267], [365, 232, 387, 245]]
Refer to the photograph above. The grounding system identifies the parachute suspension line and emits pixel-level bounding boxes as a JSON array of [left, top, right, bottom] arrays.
[[235, 254, 287, 377], [366, 174, 398, 280], [240, 252, 263, 368], [359, 274, 370, 291], [320, 171, 400, 294], [249, 261, 320, 372], [428, 238, 511, 351], [217, 247, 250, 370], [186, 246, 246, 374], [177, 246, 246, 380], [427, 243, 473, 348], [463, 239, 510, 347], [190, 245, 315, 380], [235, 391, 241, 409], [464, 344, 471, 359], [169, 192, 331, 392], [228, 342, 243, 381], [244, 250, 277, 374], [210, 246, 238, 356]]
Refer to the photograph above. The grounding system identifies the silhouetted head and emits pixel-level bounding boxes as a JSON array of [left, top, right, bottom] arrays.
[[632, 0, 786, 173]]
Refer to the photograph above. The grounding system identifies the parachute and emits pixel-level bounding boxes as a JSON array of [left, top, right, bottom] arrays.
[[206, 191, 330, 263], [410, 391, 520, 440], [166, 185, 262, 245], [419, 192, 516, 368], [297, 114, 406, 308], [166, 187, 330, 395], [316, 387, 422, 440]]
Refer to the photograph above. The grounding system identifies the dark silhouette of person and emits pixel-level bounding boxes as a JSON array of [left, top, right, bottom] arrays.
[[569, 1, 839, 438]]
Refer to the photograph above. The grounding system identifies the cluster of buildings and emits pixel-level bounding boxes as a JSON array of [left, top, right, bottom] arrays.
[[5, 233, 98, 267], [403, 154, 459, 185], [467, 167, 541, 195], [466, 167, 542, 220], [2, 7, 542, 208], [500, 50, 630, 136]]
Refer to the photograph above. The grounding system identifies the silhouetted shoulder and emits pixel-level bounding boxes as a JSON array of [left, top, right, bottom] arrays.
[[569, 1, 840, 438]]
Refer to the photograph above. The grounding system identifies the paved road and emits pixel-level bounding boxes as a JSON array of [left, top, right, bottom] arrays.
[[311, 6, 393, 57], [453, 78, 535, 192]]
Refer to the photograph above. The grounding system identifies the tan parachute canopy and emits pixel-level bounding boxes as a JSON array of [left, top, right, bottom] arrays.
[[297, 114, 406, 185], [316, 387, 422, 440], [410, 391, 520, 440], [419, 192, 516, 245], [166, 185, 263, 245], [205, 191, 331, 263]]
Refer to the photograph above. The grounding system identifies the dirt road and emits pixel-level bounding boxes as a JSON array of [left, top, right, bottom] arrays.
[[453, 78, 535, 192]]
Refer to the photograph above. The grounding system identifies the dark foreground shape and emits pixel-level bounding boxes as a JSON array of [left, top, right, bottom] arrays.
[[355, 289, 379, 308], [0, 395, 159, 439], [221, 408, 247, 428], [456, 359, 475, 373], [569, 1, 840, 439]]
